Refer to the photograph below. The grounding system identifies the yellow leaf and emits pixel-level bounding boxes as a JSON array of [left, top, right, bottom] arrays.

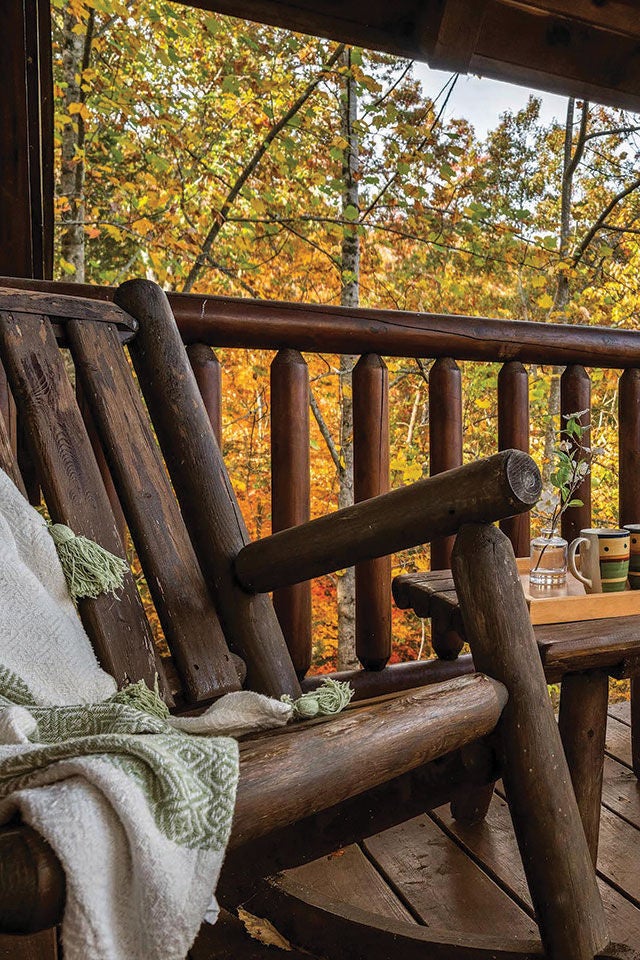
[[68, 102, 90, 119], [59, 258, 76, 275], [390, 454, 406, 472], [403, 462, 422, 482], [133, 217, 155, 234], [536, 294, 554, 309]]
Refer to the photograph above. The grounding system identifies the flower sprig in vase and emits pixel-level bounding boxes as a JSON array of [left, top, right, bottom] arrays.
[[530, 410, 593, 587]]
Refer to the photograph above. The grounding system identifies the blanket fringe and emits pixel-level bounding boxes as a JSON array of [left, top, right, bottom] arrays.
[[108, 678, 170, 720], [48, 523, 128, 601], [282, 678, 354, 719]]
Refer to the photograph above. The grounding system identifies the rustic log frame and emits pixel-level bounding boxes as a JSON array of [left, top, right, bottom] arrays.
[[0, 281, 614, 960]]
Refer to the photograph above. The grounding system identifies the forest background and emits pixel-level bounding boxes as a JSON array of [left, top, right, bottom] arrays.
[[52, 0, 640, 673]]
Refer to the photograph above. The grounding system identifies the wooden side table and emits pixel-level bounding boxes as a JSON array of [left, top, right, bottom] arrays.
[[394, 569, 640, 864]]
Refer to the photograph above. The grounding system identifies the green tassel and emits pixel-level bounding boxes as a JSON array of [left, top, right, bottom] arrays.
[[108, 678, 170, 720], [48, 523, 128, 601], [282, 678, 354, 720]]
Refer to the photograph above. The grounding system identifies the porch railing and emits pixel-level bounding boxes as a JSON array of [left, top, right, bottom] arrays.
[[3, 277, 640, 687]]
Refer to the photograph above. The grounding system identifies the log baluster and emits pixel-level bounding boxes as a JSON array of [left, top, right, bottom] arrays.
[[429, 358, 463, 659], [429, 358, 463, 570], [498, 361, 530, 557], [619, 368, 640, 779], [560, 365, 591, 543], [557, 366, 604, 856], [187, 343, 223, 446], [270, 349, 312, 680], [353, 354, 390, 671]]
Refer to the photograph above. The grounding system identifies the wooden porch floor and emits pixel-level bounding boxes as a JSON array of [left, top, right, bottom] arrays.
[[249, 699, 640, 959]]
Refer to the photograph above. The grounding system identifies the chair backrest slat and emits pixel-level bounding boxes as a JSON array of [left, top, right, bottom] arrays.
[[0, 310, 164, 695], [115, 279, 301, 699], [67, 318, 240, 702], [0, 407, 26, 497]]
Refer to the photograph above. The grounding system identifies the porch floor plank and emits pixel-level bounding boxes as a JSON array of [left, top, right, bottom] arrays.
[[270, 699, 640, 958], [281, 844, 415, 924]]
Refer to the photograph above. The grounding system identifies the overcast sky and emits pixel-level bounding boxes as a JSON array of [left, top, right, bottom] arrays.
[[413, 63, 569, 139]]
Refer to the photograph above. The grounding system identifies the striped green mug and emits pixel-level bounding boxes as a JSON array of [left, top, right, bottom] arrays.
[[623, 525, 640, 590], [568, 528, 630, 593]]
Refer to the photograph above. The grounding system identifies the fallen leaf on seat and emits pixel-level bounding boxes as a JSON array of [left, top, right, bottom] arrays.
[[238, 907, 293, 950]]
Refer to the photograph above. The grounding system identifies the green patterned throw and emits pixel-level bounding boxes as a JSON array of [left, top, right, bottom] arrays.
[[0, 466, 353, 960], [0, 665, 240, 960]]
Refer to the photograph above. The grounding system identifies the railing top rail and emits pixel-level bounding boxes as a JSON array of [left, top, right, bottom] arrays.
[[2, 276, 640, 369]]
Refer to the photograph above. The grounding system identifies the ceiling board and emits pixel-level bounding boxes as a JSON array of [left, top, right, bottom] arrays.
[[172, 0, 640, 112]]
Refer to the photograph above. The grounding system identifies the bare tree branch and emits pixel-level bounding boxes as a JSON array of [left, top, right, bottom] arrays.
[[309, 388, 341, 472], [182, 42, 346, 293], [360, 73, 458, 221], [573, 175, 640, 265], [207, 257, 261, 297], [583, 125, 640, 143], [564, 100, 589, 184]]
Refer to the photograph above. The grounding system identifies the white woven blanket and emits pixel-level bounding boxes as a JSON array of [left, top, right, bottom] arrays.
[[0, 469, 292, 960]]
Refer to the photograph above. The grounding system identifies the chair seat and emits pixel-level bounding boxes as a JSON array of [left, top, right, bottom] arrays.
[[0, 674, 507, 934]]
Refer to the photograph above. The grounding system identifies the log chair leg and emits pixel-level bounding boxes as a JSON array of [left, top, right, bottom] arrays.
[[631, 676, 640, 780], [558, 671, 608, 866], [450, 741, 496, 825], [450, 782, 494, 825], [452, 523, 609, 960]]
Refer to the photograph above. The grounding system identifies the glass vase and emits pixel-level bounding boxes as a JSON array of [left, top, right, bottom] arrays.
[[529, 527, 568, 587]]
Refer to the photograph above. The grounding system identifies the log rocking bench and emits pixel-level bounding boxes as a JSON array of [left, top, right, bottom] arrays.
[[0, 280, 625, 960]]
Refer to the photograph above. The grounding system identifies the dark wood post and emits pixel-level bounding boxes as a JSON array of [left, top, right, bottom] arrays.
[[187, 343, 223, 445], [353, 354, 391, 671], [2, 0, 53, 507], [558, 365, 605, 835], [560, 365, 591, 543], [429, 358, 463, 570], [452, 523, 609, 960], [619, 368, 640, 780], [429, 357, 464, 659], [1, 0, 53, 281], [498, 361, 530, 557], [270, 349, 312, 680]]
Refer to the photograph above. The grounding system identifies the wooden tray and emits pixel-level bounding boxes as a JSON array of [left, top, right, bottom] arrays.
[[516, 557, 640, 625]]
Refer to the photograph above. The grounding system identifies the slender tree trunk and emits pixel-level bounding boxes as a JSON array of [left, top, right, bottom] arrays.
[[555, 98, 576, 316], [337, 48, 359, 671], [543, 99, 587, 481], [59, 7, 94, 281]]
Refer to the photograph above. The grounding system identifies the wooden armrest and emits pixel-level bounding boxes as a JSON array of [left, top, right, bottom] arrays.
[[234, 449, 541, 592], [0, 673, 506, 934]]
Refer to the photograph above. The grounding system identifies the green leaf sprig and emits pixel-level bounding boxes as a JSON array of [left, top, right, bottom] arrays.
[[540, 409, 592, 536]]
